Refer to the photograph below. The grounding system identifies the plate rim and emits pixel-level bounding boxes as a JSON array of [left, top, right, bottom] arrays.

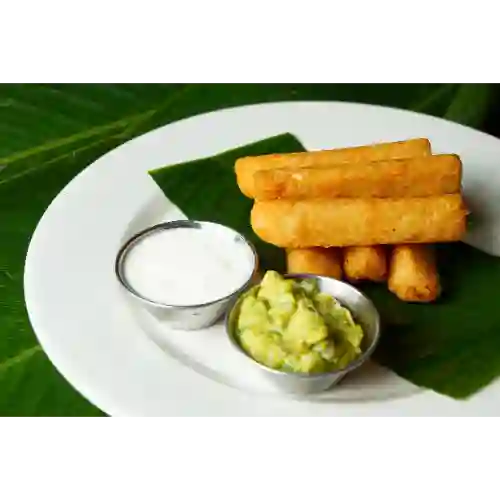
[[23, 100, 500, 416]]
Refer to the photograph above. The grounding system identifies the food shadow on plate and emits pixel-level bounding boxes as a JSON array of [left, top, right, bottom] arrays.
[[462, 188, 483, 233], [305, 360, 422, 404], [121, 190, 186, 244], [124, 288, 422, 406], [461, 183, 500, 257]]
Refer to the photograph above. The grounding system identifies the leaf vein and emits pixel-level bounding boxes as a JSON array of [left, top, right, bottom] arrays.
[[0, 345, 41, 372]]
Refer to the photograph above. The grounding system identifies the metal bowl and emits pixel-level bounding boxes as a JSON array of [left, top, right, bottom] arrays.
[[225, 273, 381, 394], [115, 220, 259, 330]]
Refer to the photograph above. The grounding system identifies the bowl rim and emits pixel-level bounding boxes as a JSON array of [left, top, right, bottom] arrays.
[[114, 219, 259, 310], [224, 272, 381, 380]]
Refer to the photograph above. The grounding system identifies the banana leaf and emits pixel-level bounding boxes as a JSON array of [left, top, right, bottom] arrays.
[[0, 84, 496, 415], [150, 133, 500, 400]]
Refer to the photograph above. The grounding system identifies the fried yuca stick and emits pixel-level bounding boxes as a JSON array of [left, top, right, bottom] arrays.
[[236, 138, 431, 198], [388, 245, 441, 302], [343, 246, 387, 282], [252, 154, 461, 201], [250, 195, 467, 248], [287, 248, 343, 280]]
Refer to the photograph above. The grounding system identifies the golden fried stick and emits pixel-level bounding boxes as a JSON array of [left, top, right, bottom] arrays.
[[236, 138, 431, 198], [250, 195, 467, 248], [388, 245, 441, 302], [286, 248, 343, 280], [343, 246, 387, 282], [252, 154, 461, 201]]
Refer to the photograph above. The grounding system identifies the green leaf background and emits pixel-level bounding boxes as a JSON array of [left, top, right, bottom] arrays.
[[0, 84, 497, 416]]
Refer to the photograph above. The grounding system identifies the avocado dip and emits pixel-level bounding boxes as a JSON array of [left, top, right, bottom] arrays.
[[235, 271, 365, 374]]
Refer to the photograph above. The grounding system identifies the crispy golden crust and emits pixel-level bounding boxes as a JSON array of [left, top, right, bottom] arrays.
[[250, 195, 468, 248], [252, 154, 461, 201], [343, 246, 387, 282], [286, 247, 343, 280], [388, 245, 441, 302], [236, 138, 431, 198]]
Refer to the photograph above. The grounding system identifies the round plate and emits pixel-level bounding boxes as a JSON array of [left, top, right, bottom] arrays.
[[24, 102, 500, 416]]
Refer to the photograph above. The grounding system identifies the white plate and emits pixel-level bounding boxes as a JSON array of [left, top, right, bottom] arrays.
[[24, 101, 500, 416]]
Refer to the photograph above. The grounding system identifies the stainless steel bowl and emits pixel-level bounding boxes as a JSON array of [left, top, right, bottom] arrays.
[[115, 220, 259, 330], [225, 273, 381, 394]]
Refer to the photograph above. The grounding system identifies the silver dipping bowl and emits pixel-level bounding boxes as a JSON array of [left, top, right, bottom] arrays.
[[115, 220, 259, 330], [225, 273, 381, 394]]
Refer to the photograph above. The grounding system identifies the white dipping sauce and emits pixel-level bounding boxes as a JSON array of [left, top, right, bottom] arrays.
[[123, 224, 255, 306]]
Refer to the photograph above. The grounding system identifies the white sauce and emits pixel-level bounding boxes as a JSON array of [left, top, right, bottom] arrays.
[[123, 225, 255, 306]]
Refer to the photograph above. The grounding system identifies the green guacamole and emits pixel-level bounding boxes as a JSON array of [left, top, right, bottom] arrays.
[[235, 271, 364, 374]]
